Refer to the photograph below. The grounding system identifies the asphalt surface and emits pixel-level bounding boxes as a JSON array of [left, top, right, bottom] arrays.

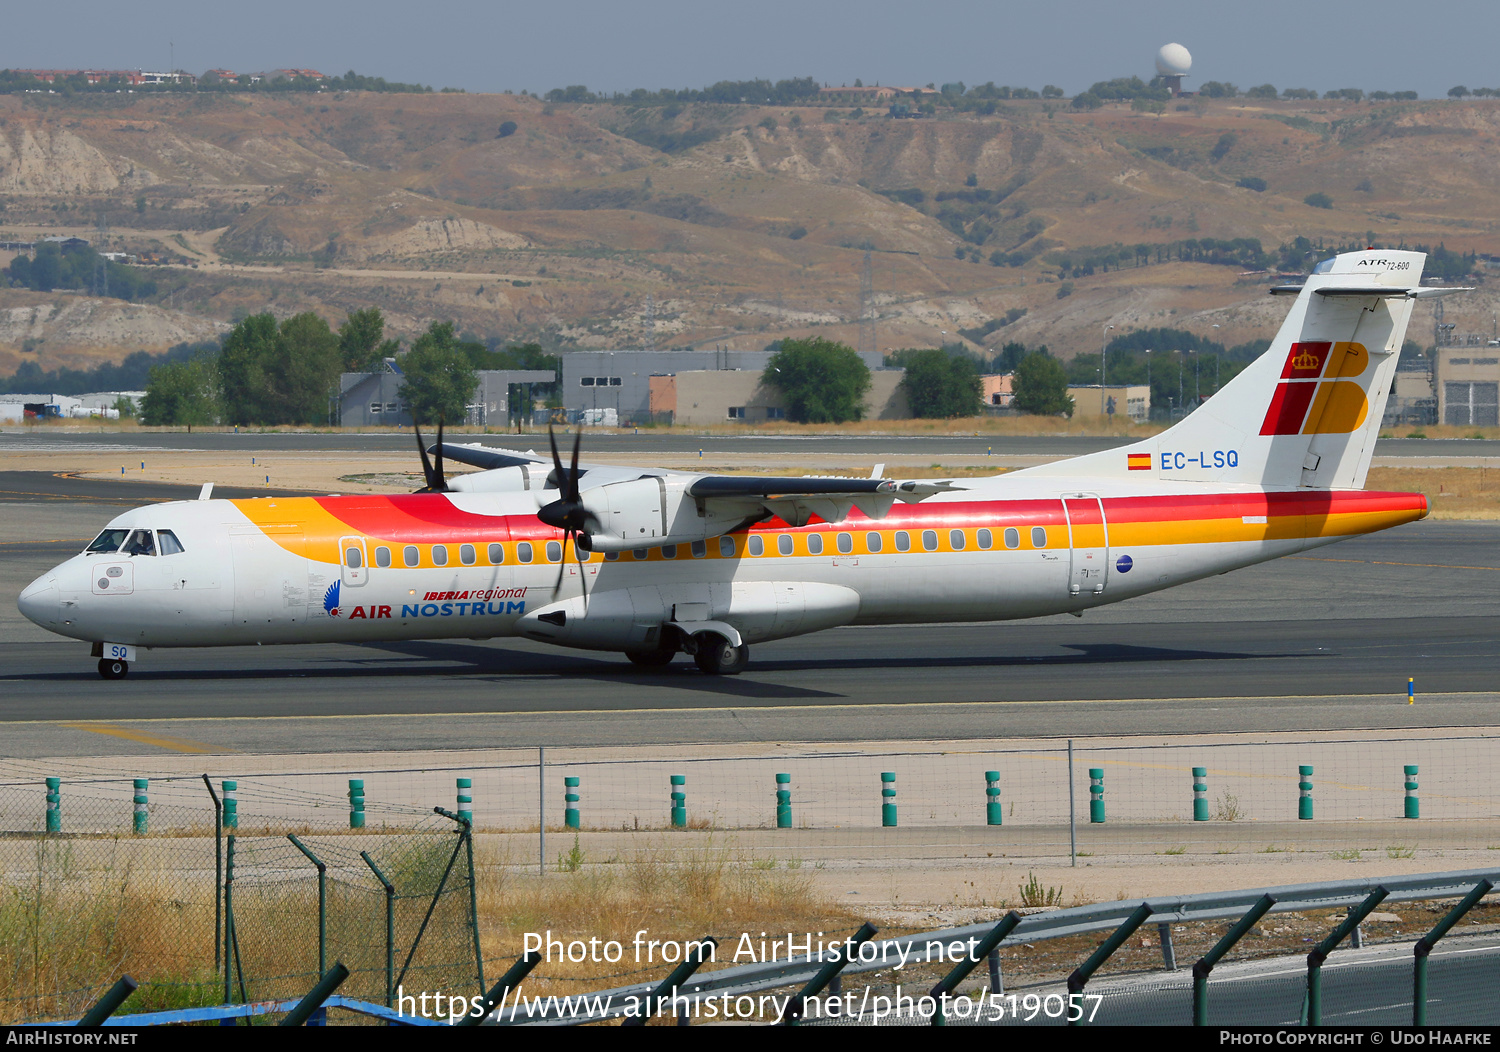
[[5, 429, 1500, 459], [0, 467, 1497, 755]]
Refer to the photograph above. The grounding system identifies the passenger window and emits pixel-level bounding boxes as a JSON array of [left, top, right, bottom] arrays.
[[866, 532, 882, 553], [662, 544, 677, 559], [459, 544, 475, 565], [518, 542, 533, 564], [977, 529, 992, 550], [836, 532, 853, 554], [488, 543, 504, 564], [691, 540, 707, 558], [404, 545, 419, 567], [949, 530, 965, 551], [1004, 527, 1020, 550], [605, 551, 619, 561], [158, 530, 185, 556], [748, 535, 764, 556], [1031, 527, 1047, 548], [807, 534, 824, 555], [345, 546, 363, 569], [777, 534, 793, 556], [632, 547, 649, 560], [86, 529, 130, 554], [432, 545, 448, 567], [719, 536, 735, 558], [546, 541, 562, 563], [922, 530, 937, 552], [375, 546, 391, 568], [895, 531, 910, 552]]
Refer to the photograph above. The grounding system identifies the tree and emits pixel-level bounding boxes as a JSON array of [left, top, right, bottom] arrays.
[[765, 337, 870, 423], [218, 312, 341, 425], [338, 307, 397, 372], [1448, 85, 1470, 99], [400, 321, 479, 424], [1012, 351, 1073, 417], [1304, 192, 1334, 210], [897, 349, 982, 418], [1070, 92, 1102, 111], [1246, 83, 1278, 99], [141, 357, 220, 428]]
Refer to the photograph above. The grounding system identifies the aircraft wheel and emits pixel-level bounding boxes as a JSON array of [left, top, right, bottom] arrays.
[[693, 634, 748, 676], [97, 658, 129, 680], [626, 647, 675, 667]]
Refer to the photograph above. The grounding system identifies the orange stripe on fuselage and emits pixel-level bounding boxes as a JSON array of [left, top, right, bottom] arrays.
[[231, 489, 1428, 563]]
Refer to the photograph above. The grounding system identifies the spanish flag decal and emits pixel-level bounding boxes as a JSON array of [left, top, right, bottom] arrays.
[[1127, 453, 1153, 471]]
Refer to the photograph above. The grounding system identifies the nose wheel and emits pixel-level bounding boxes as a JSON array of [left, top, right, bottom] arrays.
[[97, 658, 129, 680]]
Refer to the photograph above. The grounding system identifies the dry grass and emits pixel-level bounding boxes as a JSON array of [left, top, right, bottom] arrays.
[[1366, 467, 1500, 519]]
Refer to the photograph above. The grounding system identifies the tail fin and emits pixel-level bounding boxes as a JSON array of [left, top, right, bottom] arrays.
[[1022, 249, 1455, 490]]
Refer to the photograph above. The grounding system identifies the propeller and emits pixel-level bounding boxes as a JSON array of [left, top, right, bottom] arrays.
[[413, 418, 449, 493], [537, 426, 596, 610]]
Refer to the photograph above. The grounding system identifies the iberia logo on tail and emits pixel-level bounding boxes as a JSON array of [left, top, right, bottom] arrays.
[[1260, 341, 1370, 436]]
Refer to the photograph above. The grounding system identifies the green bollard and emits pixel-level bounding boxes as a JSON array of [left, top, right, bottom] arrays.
[[776, 773, 792, 829], [132, 779, 148, 835], [348, 779, 365, 829], [1089, 768, 1105, 824], [1298, 766, 1314, 821], [565, 776, 580, 829], [985, 771, 1002, 826], [670, 774, 686, 828], [1404, 765, 1419, 819], [457, 777, 472, 826], [1193, 767, 1209, 822], [881, 772, 897, 827], [222, 780, 237, 829], [45, 777, 60, 834]]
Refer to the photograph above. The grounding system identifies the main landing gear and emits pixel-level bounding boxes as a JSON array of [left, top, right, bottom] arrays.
[[624, 630, 749, 675], [97, 658, 129, 680]]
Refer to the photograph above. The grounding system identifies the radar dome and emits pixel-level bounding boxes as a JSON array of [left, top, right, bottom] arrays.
[[1155, 43, 1192, 77]]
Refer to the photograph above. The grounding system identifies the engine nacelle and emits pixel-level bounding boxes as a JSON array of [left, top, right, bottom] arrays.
[[581, 477, 755, 552]]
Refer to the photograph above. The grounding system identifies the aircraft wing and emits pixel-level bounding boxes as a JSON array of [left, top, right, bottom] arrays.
[[432, 442, 548, 471]]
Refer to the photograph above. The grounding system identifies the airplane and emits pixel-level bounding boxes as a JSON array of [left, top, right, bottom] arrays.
[[18, 248, 1466, 680]]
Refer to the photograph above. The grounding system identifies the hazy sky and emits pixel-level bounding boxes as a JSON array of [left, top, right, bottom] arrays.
[[5, 1, 1497, 99]]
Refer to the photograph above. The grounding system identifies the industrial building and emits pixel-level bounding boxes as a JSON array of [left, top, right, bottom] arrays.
[[1066, 384, 1151, 423], [1437, 347, 1500, 427], [650, 369, 909, 426], [338, 360, 553, 428]]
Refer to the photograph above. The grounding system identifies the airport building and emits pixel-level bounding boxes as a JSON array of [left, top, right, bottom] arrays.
[[1066, 384, 1151, 423], [651, 368, 909, 426], [338, 361, 554, 428], [1437, 347, 1500, 427]]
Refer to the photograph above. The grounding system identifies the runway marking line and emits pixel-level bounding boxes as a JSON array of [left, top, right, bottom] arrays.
[[57, 721, 228, 755], [1290, 556, 1500, 571], [13, 690, 1497, 729]]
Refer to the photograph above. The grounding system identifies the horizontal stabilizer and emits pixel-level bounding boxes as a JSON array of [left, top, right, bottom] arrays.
[[1271, 285, 1474, 299]]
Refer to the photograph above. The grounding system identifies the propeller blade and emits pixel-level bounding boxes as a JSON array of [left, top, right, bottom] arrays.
[[575, 532, 590, 614], [552, 534, 567, 596], [547, 425, 564, 490], [568, 426, 582, 503], [414, 423, 437, 491], [434, 417, 446, 490]]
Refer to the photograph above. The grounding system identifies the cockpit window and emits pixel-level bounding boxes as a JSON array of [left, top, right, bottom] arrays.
[[122, 529, 156, 557], [86, 529, 130, 554], [158, 530, 185, 556]]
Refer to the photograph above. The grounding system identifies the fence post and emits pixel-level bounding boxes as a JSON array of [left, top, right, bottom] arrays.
[[881, 772, 897, 827], [985, 771, 1002, 826], [622, 936, 718, 1027], [360, 851, 396, 1008], [1089, 769, 1105, 823], [77, 975, 138, 1026], [1158, 922, 1177, 971], [1068, 740, 1077, 867], [347, 779, 364, 829], [776, 773, 792, 829], [1414, 878, 1493, 1025], [222, 779, 237, 829], [1306, 886, 1387, 1026], [1193, 768, 1209, 821], [457, 777, 472, 826], [288, 834, 328, 977], [538, 747, 546, 877], [203, 775, 222, 976], [929, 912, 1023, 1025], [45, 777, 60, 833], [1298, 766, 1314, 820], [458, 950, 543, 1027], [780, 922, 879, 1025], [671, 774, 687, 828], [565, 776, 580, 829], [224, 834, 236, 1006], [1193, 894, 1276, 1026], [1404, 765, 1420, 819], [1066, 903, 1154, 1025], [132, 778, 148, 835], [278, 963, 349, 1028]]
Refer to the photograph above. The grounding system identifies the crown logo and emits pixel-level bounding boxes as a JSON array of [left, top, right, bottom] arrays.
[[1291, 348, 1321, 372]]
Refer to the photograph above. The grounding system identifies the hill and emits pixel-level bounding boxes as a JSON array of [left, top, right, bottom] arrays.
[[0, 89, 1496, 376]]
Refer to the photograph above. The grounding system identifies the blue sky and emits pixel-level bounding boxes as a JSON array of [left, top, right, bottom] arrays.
[[5, 1, 1496, 98]]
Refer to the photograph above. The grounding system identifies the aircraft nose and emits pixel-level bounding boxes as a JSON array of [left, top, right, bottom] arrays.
[[17, 573, 59, 628]]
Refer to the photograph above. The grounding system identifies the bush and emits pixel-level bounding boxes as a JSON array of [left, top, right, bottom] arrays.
[[1237, 176, 1267, 192], [1304, 192, 1334, 210], [497, 121, 518, 138]]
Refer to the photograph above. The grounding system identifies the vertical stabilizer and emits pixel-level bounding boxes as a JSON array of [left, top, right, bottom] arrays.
[[1020, 250, 1438, 490]]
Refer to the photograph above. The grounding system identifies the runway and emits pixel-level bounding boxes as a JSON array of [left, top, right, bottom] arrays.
[[0, 465, 1496, 755]]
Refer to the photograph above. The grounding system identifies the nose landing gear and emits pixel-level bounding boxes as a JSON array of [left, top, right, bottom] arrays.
[[97, 658, 129, 680]]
